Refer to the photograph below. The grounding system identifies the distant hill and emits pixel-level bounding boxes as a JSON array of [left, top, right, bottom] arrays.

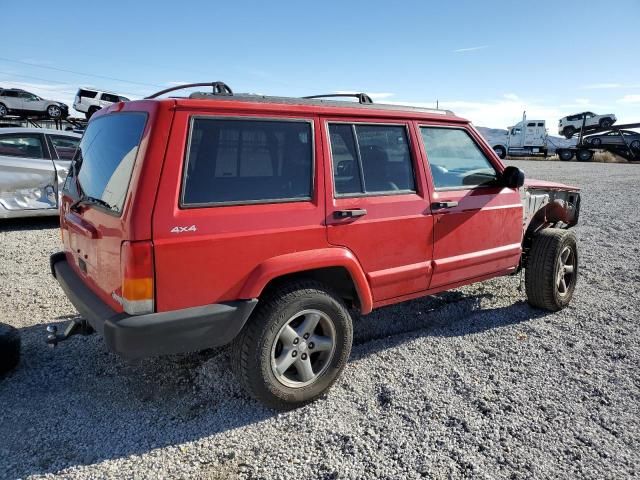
[[476, 126, 576, 153]]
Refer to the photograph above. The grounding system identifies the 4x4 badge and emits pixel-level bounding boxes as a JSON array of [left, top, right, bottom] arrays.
[[171, 225, 197, 233]]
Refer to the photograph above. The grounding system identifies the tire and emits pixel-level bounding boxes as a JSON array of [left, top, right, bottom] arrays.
[[525, 228, 578, 311], [86, 107, 99, 120], [590, 137, 602, 147], [47, 105, 63, 119], [231, 280, 353, 409], [493, 145, 507, 159], [563, 126, 576, 139], [0, 322, 21, 375], [599, 118, 613, 129], [558, 149, 574, 161], [0, 103, 7, 118], [576, 149, 593, 162], [631, 140, 640, 151]]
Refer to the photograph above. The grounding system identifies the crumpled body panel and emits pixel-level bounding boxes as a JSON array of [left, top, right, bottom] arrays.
[[0, 155, 58, 218]]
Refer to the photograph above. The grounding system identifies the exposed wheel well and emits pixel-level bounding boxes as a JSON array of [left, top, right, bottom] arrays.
[[260, 267, 360, 310]]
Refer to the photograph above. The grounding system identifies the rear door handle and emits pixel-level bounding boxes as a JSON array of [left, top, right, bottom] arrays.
[[334, 208, 367, 219], [431, 201, 459, 209]]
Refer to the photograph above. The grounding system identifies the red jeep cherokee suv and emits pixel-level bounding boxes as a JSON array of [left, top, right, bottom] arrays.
[[50, 82, 580, 409]]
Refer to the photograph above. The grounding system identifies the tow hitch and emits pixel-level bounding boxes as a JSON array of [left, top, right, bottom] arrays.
[[46, 318, 94, 347]]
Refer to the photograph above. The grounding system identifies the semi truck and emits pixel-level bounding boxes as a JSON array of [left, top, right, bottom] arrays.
[[492, 112, 548, 159]]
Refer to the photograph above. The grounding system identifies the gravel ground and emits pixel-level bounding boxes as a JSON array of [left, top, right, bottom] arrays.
[[1, 160, 638, 480]]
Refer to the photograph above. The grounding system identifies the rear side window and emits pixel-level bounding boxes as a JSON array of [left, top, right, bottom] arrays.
[[329, 123, 415, 196], [72, 113, 147, 213], [420, 127, 498, 189], [0, 134, 44, 158], [100, 93, 120, 103], [78, 89, 97, 98], [182, 118, 313, 206], [50, 135, 80, 160]]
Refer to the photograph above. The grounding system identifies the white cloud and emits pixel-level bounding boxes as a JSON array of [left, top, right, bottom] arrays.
[[582, 83, 640, 90], [574, 98, 591, 105], [503, 93, 519, 101], [617, 94, 640, 104], [336, 91, 394, 100], [453, 45, 489, 53]]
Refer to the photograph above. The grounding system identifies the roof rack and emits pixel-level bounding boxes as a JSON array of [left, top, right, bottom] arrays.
[[145, 81, 233, 99], [302, 93, 373, 104]]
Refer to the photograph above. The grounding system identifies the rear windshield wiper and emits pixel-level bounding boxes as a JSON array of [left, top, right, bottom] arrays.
[[70, 195, 114, 212]]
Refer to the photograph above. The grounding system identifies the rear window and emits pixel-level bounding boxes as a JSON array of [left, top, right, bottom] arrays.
[[77, 89, 97, 99], [182, 118, 313, 206], [50, 135, 80, 160], [72, 113, 146, 214]]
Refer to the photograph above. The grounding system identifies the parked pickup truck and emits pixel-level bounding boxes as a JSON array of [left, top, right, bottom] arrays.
[[49, 83, 581, 409]]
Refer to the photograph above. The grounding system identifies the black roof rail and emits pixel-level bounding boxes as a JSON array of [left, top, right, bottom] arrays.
[[303, 93, 373, 104], [145, 81, 233, 99]]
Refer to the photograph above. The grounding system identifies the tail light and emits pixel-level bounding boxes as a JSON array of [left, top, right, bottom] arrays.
[[120, 241, 154, 315]]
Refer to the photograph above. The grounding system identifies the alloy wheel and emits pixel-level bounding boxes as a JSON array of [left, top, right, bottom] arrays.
[[270, 309, 336, 388], [556, 246, 576, 296]]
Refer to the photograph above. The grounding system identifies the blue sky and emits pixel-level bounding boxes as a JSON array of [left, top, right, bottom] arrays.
[[1, 0, 639, 129]]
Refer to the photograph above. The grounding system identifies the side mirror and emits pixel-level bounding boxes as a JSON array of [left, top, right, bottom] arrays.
[[502, 166, 525, 189]]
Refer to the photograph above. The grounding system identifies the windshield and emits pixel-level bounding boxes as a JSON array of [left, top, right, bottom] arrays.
[[71, 112, 146, 213]]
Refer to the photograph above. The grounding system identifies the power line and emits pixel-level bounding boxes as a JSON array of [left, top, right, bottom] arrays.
[[0, 72, 143, 98], [0, 56, 164, 89]]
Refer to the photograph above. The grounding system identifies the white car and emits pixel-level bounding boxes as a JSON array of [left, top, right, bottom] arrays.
[[73, 88, 130, 119], [0, 128, 81, 218], [0, 89, 69, 119], [558, 111, 617, 138]]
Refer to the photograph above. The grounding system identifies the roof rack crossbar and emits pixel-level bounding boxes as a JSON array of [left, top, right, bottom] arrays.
[[145, 81, 233, 99], [303, 93, 373, 104]]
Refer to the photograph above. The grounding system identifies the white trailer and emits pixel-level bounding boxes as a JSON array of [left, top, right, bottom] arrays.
[[492, 112, 548, 159]]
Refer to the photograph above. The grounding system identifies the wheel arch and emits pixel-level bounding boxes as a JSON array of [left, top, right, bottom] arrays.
[[238, 248, 374, 314]]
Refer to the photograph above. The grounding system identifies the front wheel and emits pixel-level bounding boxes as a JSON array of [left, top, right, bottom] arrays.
[[558, 149, 574, 161], [231, 280, 353, 409], [599, 118, 613, 129], [0, 103, 7, 117], [525, 228, 578, 311], [493, 145, 507, 159], [47, 105, 62, 119]]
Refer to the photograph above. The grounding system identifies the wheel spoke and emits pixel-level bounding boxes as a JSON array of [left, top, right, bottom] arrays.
[[564, 265, 574, 274], [559, 277, 567, 293], [561, 247, 571, 264], [296, 357, 315, 382], [275, 348, 297, 375], [279, 325, 298, 346], [309, 334, 333, 352], [297, 312, 320, 336]]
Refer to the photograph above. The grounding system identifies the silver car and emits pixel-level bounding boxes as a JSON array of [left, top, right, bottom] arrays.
[[0, 128, 81, 218], [0, 89, 69, 119]]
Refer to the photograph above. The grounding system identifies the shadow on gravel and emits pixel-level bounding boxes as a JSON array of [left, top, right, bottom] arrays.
[[0, 293, 549, 478], [0, 216, 59, 232]]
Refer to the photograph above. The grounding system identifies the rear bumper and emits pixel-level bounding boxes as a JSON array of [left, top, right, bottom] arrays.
[[50, 252, 257, 358]]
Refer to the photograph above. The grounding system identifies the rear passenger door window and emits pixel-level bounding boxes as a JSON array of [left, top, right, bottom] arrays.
[[328, 123, 415, 196], [182, 118, 313, 206], [420, 127, 498, 189]]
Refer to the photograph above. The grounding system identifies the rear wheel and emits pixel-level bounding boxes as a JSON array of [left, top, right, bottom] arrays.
[[558, 149, 574, 161], [525, 229, 578, 311], [576, 149, 593, 162], [231, 280, 353, 409], [0, 322, 20, 375], [86, 107, 99, 120], [590, 137, 602, 147], [493, 145, 507, 159], [630, 140, 640, 151], [563, 126, 576, 139], [0, 103, 7, 117]]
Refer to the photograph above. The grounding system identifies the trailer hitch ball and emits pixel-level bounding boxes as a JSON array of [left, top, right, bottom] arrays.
[[46, 325, 58, 348], [45, 319, 94, 348]]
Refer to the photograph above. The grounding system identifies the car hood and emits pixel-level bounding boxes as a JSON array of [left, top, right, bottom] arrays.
[[524, 178, 580, 192]]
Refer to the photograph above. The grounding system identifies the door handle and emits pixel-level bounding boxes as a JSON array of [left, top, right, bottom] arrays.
[[431, 201, 459, 209], [334, 208, 367, 219]]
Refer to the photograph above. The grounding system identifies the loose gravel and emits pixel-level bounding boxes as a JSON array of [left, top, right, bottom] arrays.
[[0, 160, 638, 480]]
